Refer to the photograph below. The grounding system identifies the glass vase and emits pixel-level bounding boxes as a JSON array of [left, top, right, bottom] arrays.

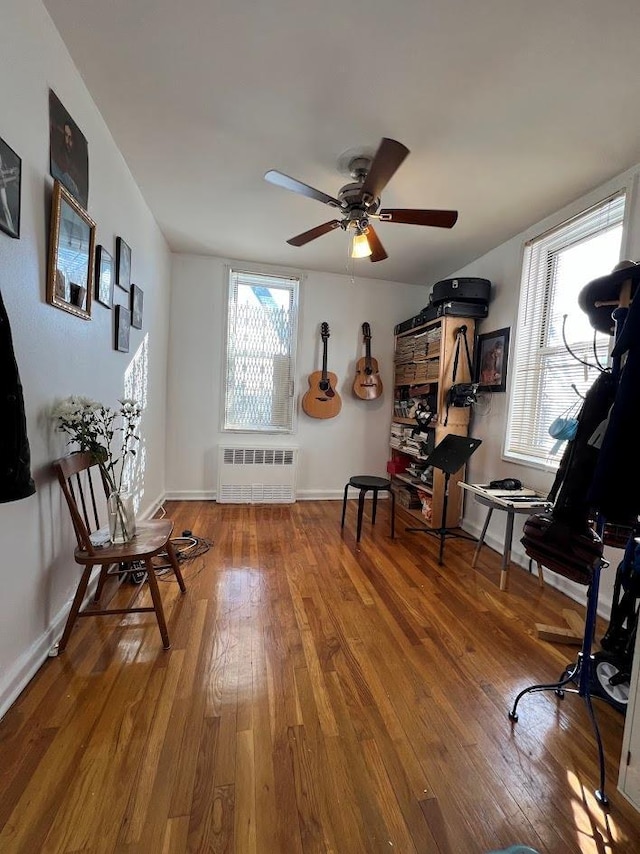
[[108, 490, 136, 544]]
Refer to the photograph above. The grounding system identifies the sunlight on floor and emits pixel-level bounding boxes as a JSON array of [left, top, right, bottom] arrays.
[[214, 567, 257, 702], [567, 769, 622, 852]]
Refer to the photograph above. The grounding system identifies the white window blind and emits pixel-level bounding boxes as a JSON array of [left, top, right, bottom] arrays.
[[223, 269, 299, 432], [505, 191, 625, 468]]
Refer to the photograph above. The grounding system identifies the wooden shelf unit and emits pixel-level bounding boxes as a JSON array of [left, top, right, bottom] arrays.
[[389, 314, 477, 529]]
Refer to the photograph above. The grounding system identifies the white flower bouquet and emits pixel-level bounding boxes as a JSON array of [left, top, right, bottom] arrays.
[[51, 395, 142, 542]]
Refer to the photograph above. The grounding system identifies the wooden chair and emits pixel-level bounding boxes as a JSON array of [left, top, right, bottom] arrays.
[[53, 452, 186, 652]]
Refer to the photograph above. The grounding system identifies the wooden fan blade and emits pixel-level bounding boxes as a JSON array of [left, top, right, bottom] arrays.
[[366, 225, 388, 262], [265, 170, 343, 209], [360, 138, 410, 202], [287, 220, 342, 246], [378, 208, 458, 228]]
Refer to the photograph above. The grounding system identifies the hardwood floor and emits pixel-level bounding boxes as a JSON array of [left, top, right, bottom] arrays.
[[1, 498, 639, 853]]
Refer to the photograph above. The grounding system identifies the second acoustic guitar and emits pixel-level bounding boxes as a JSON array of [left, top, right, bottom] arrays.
[[352, 321, 383, 400]]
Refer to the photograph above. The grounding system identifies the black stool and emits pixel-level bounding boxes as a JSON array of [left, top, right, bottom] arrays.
[[341, 476, 395, 542]]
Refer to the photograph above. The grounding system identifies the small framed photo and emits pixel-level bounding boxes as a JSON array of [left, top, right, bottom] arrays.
[[475, 326, 510, 392], [130, 284, 143, 329], [115, 236, 131, 291], [0, 135, 22, 239], [115, 304, 131, 352], [95, 245, 114, 308]]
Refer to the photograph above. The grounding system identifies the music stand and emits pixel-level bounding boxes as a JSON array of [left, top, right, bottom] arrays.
[[407, 434, 482, 564]]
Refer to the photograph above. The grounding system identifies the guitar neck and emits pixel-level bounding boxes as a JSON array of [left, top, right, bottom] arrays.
[[362, 323, 373, 373], [321, 339, 328, 380]]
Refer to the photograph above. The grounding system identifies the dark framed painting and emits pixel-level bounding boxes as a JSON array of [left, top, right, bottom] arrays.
[[0, 136, 21, 239], [49, 89, 89, 210], [115, 236, 131, 291], [46, 180, 96, 319], [475, 326, 510, 392], [130, 284, 143, 329], [95, 245, 114, 308], [115, 304, 131, 352]]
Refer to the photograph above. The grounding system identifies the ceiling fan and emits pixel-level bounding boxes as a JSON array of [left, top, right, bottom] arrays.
[[264, 137, 458, 262]]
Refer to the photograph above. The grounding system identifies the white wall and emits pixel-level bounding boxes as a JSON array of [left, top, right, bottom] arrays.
[[0, 0, 172, 717], [166, 255, 429, 499], [448, 164, 640, 613]]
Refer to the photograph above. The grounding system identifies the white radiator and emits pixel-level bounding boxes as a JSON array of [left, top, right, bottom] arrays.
[[217, 447, 298, 504]]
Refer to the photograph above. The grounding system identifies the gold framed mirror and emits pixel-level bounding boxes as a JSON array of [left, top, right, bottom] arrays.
[[46, 180, 96, 319]]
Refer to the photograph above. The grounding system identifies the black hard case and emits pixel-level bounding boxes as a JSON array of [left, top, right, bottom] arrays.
[[421, 300, 489, 323], [394, 313, 425, 334], [429, 277, 491, 306]]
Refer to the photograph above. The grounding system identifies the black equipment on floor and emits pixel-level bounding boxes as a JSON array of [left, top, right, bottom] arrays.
[[406, 433, 481, 564], [590, 534, 640, 713]]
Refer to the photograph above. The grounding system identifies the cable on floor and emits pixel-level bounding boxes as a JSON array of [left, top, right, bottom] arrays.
[[125, 533, 213, 584]]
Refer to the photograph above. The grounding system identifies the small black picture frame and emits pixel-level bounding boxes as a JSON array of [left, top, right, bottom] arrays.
[[95, 245, 114, 308], [475, 326, 510, 392], [0, 135, 22, 239], [115, 236, 131, 291], [115, 304, 131, 352], [130, 284, 143, 329]]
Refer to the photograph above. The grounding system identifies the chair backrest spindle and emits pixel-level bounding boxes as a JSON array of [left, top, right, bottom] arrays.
[[53, 453, 106, 555], [75, 473, 91, 532], [87, 470, 101, 531]]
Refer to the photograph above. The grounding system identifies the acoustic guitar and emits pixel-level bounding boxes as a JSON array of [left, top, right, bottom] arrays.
[[302, 322, 342, 418], [352, 322, 383, 400]]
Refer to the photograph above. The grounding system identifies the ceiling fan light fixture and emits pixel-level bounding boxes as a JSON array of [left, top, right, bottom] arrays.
[[351, 230, 372, 259]]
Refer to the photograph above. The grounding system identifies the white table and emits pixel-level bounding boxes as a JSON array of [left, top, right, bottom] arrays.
[[458, 482, 553, 591]]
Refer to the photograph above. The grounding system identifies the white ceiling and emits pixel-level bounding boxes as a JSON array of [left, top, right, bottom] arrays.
[[43, 0, 640, 286]]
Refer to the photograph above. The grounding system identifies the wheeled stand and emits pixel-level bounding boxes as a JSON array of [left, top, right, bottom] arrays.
[[508, 556, 610, 807]]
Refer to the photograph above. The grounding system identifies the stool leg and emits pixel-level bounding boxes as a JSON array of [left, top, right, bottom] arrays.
[[390, 488, 395, 538], [356, 489, 366, 542], [371, 489, 379, 525], [341, 483, 349, 529]]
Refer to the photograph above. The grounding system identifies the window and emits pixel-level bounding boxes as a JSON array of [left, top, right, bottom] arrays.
[[223, 268, 299, 432], [505, 191, 625, 468]]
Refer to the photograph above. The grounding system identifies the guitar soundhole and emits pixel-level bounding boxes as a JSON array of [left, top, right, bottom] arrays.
[[318, 381, 334, 397]]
